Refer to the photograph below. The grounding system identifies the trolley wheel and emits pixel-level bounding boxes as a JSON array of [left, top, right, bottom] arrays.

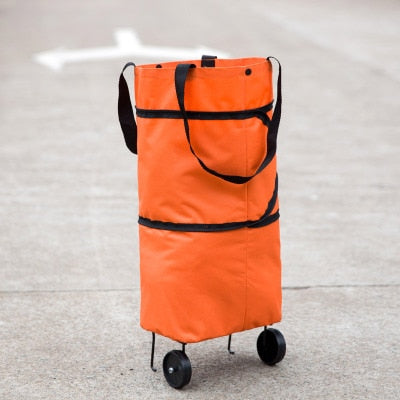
[[257, 328, 286, 365], [162, 350, 192, 389]]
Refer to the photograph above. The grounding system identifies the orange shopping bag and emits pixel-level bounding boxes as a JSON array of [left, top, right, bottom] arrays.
[[118, 55, 285, 389]]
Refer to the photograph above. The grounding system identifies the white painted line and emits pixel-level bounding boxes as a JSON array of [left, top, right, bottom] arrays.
[[33, 28, 230, 71]]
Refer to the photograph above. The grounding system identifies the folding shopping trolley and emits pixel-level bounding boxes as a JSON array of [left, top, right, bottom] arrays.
[[118, 55, 285, 389]]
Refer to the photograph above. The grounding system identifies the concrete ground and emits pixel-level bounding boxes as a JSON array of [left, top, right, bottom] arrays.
[[1, 0, 399, 398]]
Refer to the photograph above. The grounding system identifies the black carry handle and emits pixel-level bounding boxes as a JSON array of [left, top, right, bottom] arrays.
[[175, 57, 282, 184], [118, 62, 137, 154]]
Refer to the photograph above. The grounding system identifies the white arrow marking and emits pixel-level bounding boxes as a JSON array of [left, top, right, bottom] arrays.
[[33, 28, 230, 71]]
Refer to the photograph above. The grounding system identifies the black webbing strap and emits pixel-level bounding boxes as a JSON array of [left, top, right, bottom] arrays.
[[201, 55, 217, 67], [175, 57, 282, 184], [138, 174, 279, 232], [118, 62, 137, 154]]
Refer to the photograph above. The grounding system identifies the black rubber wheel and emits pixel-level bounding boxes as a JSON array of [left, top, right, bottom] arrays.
[[162, 350, 192, 389], [257, 328, 286, 365]]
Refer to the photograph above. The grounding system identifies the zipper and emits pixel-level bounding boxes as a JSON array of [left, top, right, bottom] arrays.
[[136, 101, 273, 126]]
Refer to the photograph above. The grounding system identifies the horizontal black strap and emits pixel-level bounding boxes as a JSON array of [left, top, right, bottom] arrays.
[[138, 174, 279, 232], [136, 102, 273, 125], [138, 210, 279, 232]]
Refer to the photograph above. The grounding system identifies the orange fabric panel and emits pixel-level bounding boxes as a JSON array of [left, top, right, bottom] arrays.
[[135, 58, 272, 112], [244, 220, 282, 329], [137, 114, 277, 223], [139, 221, 281, 344]]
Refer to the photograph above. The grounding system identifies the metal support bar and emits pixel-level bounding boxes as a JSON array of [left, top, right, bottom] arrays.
[[263, 326, 267, 347], [181, 343, 186, 354], [228, 334, 235, 355], [150, 332, 157, 372]]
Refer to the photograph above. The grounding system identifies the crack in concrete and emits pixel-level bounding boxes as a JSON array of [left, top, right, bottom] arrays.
[[283, 283, 400, 290], [0, 283, 399, 295]]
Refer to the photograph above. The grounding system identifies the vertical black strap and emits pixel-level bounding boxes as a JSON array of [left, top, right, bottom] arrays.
[[118, 62, 137, 154], [174, 58, 282, 184], [266, 56, 282, 168]]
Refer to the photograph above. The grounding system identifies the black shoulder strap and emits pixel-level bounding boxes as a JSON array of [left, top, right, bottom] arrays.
[[174, 57, 282, 184], [118, 62, 137, 154]]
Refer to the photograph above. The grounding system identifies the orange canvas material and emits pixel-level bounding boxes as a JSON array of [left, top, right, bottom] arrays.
[[118, 57, 283, 343]]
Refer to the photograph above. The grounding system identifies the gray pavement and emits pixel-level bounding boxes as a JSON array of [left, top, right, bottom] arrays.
[[1, 0, 399, 398]]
